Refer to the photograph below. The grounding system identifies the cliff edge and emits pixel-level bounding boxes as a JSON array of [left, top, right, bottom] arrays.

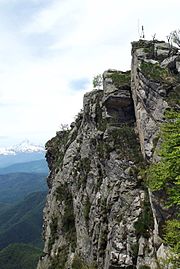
[[37, 40, 180, 269]]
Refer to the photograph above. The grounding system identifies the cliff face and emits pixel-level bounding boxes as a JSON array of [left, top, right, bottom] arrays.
[[131, 40, 179, 160], [37, 40, 179, 269]]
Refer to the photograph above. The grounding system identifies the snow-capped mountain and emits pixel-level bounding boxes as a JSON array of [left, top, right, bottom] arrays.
[[0, 140, 45, 156], [13, 140, 45, 153], [0, 148, 16, 156]]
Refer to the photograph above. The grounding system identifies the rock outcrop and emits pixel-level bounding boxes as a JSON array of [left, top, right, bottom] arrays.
[[131, 40, 180, 160], [37, 40, 180, 269]]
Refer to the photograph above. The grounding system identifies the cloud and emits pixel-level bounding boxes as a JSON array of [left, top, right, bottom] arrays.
[[0, 136, 8, 139], [0, 0, 180, 146], [69, 78, 90, 91]]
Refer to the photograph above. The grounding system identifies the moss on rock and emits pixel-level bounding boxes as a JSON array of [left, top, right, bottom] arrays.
[[140, 61, 173, 83], [108, 70, 131, 87]]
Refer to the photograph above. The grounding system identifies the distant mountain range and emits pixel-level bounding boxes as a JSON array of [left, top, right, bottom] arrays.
[[0, 140, 45, 156], [0, 159, 48, 175], [0, 191, 47, 269], [0, 172, 47, 204], [0, 243, 42, 269], [0, 144, 48, 268], [0, 191, 47, 249]]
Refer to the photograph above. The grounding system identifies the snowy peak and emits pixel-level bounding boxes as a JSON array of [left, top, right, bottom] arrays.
[[0, 148, 16, 156], [13, 140, 45, 153], [0, 140, 45, 155]]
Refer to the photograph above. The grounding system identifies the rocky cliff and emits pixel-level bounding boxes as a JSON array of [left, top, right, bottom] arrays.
[[37, 40, 180, 269]]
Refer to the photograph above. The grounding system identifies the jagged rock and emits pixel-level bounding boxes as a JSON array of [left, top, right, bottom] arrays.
[[37, 40, 179, 269], [131, 40, 179, 159]]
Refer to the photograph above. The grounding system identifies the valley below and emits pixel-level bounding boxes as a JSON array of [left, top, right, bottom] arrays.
[[0, 143, 48, 269]]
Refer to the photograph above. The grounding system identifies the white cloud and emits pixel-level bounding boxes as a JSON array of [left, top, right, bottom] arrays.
[[23, 0, 83, 34], [0, 0, 180, 146]]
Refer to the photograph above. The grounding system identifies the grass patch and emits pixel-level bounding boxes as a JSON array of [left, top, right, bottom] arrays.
[[132, 40, 155, 52], [108, 71, 131, 87], [140, 61, 173, 83], [134, 192, 154, 239], [108, 125, 143, 163]]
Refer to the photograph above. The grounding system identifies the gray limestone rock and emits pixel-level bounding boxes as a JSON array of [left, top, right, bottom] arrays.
[[37, 40, 179, 269]]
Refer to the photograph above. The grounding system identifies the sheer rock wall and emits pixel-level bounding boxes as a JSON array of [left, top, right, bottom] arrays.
[[37, 40, 180, 269]]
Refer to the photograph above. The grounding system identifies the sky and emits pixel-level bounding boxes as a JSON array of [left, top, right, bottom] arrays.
[[0, 0, 179, 147]]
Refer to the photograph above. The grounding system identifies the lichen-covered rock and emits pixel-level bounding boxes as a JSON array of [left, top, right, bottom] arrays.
[[38, 70, 156, 269], [131, 40, 180, 159], [131, 40, 180, 268], [37, 40, 179, 269]]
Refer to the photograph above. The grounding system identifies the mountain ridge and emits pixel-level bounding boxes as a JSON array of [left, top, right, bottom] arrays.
[[37, 40, 180, 269], [0, 172, 47, 204], [0, 159, 48, 175], [0, 140, 45, 156], [0, 191, 47, 250]]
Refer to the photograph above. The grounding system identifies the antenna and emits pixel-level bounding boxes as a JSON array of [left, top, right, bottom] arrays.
[[140, 25, 145, 39], [138, 23, 145, 39]]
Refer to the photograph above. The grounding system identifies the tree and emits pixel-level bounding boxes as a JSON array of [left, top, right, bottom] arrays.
[[93, 74, 103, 89], [169, 30, 180, 48], [59, 123, 69, 131]]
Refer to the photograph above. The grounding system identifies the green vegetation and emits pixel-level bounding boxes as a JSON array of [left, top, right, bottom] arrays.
[[48, 217, 58, 252], [164, 220, 180, 254], [56, 183, 76, 251], [98, 226, 108, 258], [77, 157, 91, 189], [56, 184, 68, 201], [0, 191, 46, 250], [72, 255, 86, 269], [131, 243, 139, 264], [167, 85, 180, 107], [49, 246, 69, 269], [140, 61, 172, 83], [147, 110, 180, 206], [97, 125, 143, 164], [81, 158, 91, 174], [0, 173, 47, 204], [93, 74, 103, 89], [0, 243, 42, 269], [94, 91, 107, 132], [147, 110, 180, 265], [143, 46, 154, 55], [46, 129, 70, 172], [0, 162, 48, 268], [134, 192, 154, 239], [132, 40, 155, 52], [108, 70, 131, 87]]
